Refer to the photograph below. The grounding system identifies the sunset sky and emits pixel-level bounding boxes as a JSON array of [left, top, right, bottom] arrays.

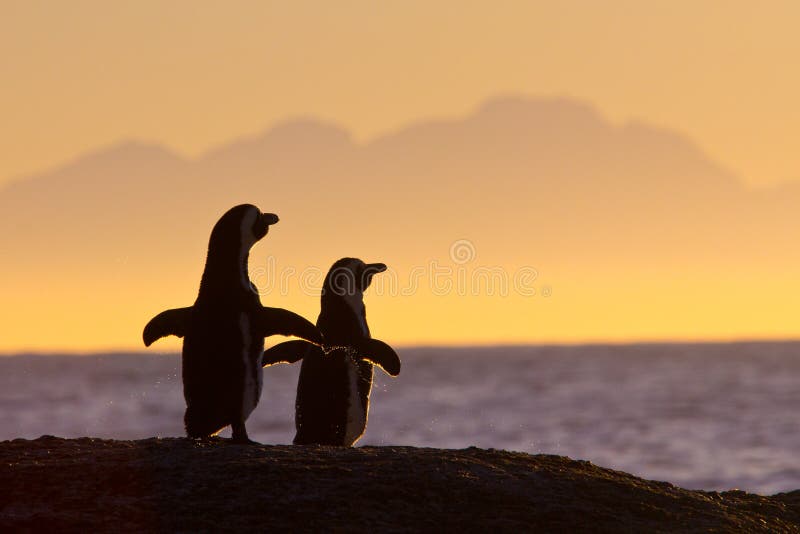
[[3, 1, 799, 188], [2, 2, 800, 351]]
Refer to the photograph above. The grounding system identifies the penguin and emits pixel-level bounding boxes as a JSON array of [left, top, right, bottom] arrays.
[[142, 204, 322, 443], [262, 257, 400, 446]]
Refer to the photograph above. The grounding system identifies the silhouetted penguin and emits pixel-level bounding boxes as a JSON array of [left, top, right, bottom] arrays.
[[142, 204, 322, 443], [262, 258, 400, 446]]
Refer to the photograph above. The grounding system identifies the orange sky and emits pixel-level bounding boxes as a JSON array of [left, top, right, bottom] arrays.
[[2, 2, 800, 352], [2, 1, 799, 188]]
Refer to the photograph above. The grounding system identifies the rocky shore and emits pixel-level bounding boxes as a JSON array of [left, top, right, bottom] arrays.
[[1, 436, 798, 532]]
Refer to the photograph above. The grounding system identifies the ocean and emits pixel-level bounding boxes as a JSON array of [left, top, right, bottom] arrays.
[[1, 342, 798, 495]]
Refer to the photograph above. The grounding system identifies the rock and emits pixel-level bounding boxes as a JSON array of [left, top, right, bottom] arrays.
[[0, 437, 798, 532]]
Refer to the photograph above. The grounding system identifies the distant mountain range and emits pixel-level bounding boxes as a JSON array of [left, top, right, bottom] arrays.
[[2, 96, 798, 349]]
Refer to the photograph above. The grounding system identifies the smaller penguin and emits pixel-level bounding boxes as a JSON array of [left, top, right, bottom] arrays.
[[262, 257, 400, 446]]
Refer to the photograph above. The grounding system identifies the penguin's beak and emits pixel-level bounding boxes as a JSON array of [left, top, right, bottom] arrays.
[[262, 213, 280, 226], [253, 212, 279, 240], [366, 263, 387, 274]]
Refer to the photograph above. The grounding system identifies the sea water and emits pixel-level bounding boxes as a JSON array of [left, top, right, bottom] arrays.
[[1, 342, 798, 495]]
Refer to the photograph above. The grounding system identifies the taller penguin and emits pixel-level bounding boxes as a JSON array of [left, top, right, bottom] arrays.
[[142, 204, 322, 443], [263, 258, 401, 446]]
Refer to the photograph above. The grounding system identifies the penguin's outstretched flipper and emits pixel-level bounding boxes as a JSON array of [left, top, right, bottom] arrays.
[[143, 307, 193, 346], [355, 338, 401, 376], [262, 340, 319, 366], [258, 307, 323, 345]]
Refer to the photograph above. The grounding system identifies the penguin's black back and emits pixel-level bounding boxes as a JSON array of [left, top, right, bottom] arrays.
[[182, 299, 264, 437], [181, 204, 266, 437], [294, 348, 373, 445]]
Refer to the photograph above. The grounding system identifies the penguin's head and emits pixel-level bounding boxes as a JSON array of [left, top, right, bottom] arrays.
[[323, 258, 387, 300], [209, 204, 279, 253]]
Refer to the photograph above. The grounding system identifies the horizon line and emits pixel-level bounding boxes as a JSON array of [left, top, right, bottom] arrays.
[[3, 336, 800, 356]]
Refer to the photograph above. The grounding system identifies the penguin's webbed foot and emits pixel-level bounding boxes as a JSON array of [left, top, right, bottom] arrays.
[[231, 421, 257, 444]]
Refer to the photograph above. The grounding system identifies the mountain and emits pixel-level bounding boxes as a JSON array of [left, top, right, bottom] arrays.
[[1, 96, 798, 350]]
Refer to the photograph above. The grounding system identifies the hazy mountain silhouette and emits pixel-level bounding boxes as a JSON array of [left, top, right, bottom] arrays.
[[1, 96, 798, 348], [1, 96, 789, 262]]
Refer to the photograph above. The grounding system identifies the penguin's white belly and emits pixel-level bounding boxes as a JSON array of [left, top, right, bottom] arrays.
[[240, 313, 262, 420], [343, 358, 366, 446]]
